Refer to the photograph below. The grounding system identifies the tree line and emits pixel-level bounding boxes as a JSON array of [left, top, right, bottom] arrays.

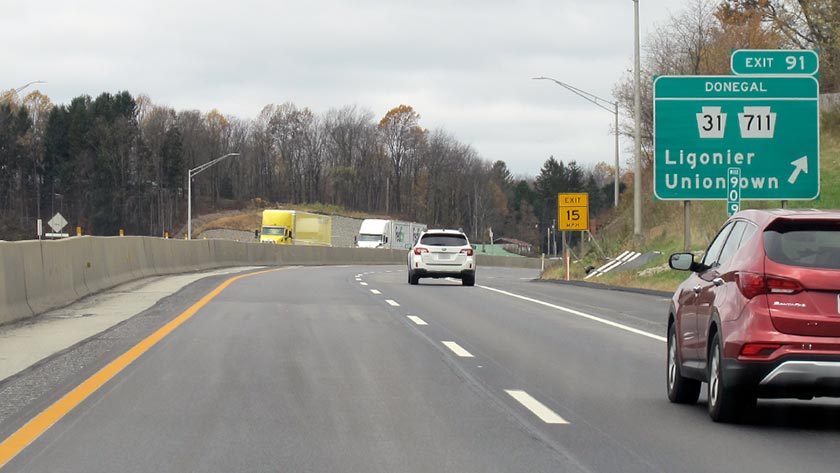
[[0, 92, 618, 250]]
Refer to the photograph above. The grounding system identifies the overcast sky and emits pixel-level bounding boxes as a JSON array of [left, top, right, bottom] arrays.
[[4, 0, 680, 177]]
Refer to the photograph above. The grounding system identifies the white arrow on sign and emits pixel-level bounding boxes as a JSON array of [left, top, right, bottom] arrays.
[[788, 156, 809, 184]]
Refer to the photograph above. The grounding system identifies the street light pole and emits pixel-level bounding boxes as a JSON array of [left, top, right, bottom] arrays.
[[532, 76, 620, 207], [633, 0, 643, 238], [187, 152, 241, 239]]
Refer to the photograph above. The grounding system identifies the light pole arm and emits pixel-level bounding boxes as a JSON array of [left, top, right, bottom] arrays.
[[532, 77, 616, 114], [189, 152, 240, 178], [15, 81, 46, 94], [1, 80, 47, 103]]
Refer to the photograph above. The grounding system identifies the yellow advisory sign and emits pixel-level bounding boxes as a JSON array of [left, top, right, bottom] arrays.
[[557, 193, 589, 231]]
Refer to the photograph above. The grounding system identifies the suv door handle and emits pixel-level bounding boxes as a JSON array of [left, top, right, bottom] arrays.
[[712, 277, 724, 287], [692, 285, 702, 294]]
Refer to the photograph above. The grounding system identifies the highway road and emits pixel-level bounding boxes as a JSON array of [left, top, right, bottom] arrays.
[[2, 265, 840, 472]]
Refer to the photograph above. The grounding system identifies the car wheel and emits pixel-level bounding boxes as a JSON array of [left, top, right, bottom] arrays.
[[708, 333, 755, 423], [667, 323, 701, 404], [462, 275, 475, 286], [409, 271, 419, 285]]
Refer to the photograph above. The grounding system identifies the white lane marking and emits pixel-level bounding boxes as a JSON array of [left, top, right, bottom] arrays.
[[370, 289, 381, 295], [505, 390, 569, 425], [441, 341, 474, 358], [478, 286, 666, 343], [445, 277, 458, 283], [360, 282, 368, 286], [407, 315, 428, 325], [386, 299, 400, 307], [355, 274, 362, 278]]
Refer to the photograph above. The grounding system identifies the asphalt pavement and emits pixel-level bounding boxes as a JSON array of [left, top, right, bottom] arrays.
[[2, 265, 840, 472]]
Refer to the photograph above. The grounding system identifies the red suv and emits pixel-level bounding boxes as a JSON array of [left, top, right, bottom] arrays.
[[667, 209, 840, 422]]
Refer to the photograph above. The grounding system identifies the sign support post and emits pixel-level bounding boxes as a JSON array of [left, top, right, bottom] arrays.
[[562, 231, 569, 281], [684, 201, 691, 252]]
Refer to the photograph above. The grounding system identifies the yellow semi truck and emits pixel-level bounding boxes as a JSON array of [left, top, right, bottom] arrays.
[[259, 210, 332, 246]]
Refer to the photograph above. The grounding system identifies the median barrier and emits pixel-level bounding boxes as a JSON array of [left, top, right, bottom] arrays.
[[101, 236, 148, 288], [476, 254, 541, 269], [0, 241, 33, 324], [245, 242, 267, 265], [34, 238, 87, 315], [213, 239, 250, 267], [18, 241, 47, 317], [144, 238, 179, 274], [66, 237, 96, 298]]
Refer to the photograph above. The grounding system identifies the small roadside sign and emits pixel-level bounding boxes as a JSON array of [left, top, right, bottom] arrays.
[[48, 213, 68, 233], [558, 193, 589, 231]]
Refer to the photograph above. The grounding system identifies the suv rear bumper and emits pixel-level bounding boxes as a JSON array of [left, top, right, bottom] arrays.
[[413, 268, 475, 279], [723, 356, 840, 398]]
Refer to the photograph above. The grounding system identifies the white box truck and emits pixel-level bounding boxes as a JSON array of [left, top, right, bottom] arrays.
[[356, 219, 426, 249]]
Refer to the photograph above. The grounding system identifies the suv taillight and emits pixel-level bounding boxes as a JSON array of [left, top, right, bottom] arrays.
[[460, 248, 474, 256], [736, 272, 804, 299], [736, 272, 765, 299], [766, 275, 804, 294], [414, 247, 429, 255]]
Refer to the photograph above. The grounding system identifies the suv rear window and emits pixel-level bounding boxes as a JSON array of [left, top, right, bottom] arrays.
[[420, 234, 468, 247], [764, 220, 840, 269]]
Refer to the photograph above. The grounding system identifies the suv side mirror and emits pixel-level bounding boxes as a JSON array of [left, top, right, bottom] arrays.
[[669, 253, 696, 271]]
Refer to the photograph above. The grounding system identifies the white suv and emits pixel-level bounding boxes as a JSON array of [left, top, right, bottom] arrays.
[[407, 229, 476, 286]]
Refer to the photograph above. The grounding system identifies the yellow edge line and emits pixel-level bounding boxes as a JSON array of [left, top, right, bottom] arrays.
[[0, 267, 285, 468]]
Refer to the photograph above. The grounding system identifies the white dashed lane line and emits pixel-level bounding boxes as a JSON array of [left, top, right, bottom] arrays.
[[360, 282, 368, 286], [407, 315, 428, 325], [505, 390, 569, 425], [370, 289, 382, 295], [441, 341, 474, 358], [386, 299, 400, 307]]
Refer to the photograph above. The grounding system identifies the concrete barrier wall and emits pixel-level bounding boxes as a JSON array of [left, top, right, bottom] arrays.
[[477, 254, 542, 269], [0, 237, 540, 326], [0, 241, 33, 321]]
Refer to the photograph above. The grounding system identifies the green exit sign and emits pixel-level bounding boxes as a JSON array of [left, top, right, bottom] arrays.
[[654, 75, 819, 201], [731, 49, 819, 76]]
